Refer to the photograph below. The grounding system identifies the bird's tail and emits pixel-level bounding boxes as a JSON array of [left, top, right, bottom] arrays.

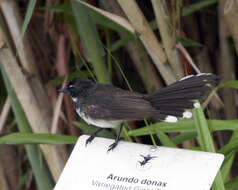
[[145, 73, 219, 122]]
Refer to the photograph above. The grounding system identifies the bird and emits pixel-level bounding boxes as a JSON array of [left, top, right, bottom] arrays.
[[58, 73, 219, 152]]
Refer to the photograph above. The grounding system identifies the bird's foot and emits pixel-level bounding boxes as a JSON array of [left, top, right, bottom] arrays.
[[85, 135, 96, 147], [107, 140, 120, 152]]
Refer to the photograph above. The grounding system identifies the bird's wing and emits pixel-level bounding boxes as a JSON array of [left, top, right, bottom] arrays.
[[80, 95, 162, 121], [90, 83, 142, 96]]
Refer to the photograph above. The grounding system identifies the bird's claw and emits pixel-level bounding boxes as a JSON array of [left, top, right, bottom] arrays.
[[107, 141, 119, 152], [85, 135, 95, 147]]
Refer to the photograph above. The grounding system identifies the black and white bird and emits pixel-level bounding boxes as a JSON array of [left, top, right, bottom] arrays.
[[58, 73, 219, 151]]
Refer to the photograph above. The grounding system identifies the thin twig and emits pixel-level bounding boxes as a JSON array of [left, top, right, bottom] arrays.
[[202, 88, 224, 109], [0, 29, 65, 181], [151, 0, 184, 78], [51, 77, 67, 134], [0, 96, 11, 133], [117, 0, 176, 85], [101, 1, 163, 91], [176, 42, 201, 73]]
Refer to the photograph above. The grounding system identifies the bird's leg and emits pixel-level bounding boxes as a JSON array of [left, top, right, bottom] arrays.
[[107, 123, 123, 152], [85, 128, 103, 146]]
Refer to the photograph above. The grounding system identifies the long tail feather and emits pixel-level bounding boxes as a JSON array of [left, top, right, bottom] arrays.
[[145, 73, 219, 122]]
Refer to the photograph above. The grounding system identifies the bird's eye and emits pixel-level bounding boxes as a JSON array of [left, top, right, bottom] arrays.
[[68, 85, 74, 89]]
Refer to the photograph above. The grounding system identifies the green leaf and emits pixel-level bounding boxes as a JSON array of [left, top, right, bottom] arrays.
[[221, 152, 235, 181], [40, 2, 135, 35], [225, 175, 238, 190], [1, 63, 54, 189], [156, 131, 177, 148], [193, 102, 216, 151], [80, 1, 134, 35], [19, 0, 37, 43], [217, 80, 238, 89], [71, 0, 109, 83], [109, 35, 137, 52], [193, 102, 225, 190], [128, 119, 238, 137], [0, 14, 7, 36], [0, 133, 77, 145], [177, 36, 203, 47], [182, 0, 218, 17], [219, 137, 238, 155], [39, 3, 71, 14], [172, 132, 197, 145], [150, 0, 218, 30], [128, 120, 195, 137]]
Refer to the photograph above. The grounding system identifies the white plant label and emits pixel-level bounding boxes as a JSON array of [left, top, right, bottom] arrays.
[[54, 135, 224, 190]]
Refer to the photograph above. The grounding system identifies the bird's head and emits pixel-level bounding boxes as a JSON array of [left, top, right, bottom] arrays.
[[58, 78, 94, 98]]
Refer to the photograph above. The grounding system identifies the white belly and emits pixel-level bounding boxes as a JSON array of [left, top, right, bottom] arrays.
[[75, 108, 122, 128]]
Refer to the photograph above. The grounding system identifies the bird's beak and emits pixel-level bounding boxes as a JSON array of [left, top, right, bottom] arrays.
[[58, 87, 69, 94]]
